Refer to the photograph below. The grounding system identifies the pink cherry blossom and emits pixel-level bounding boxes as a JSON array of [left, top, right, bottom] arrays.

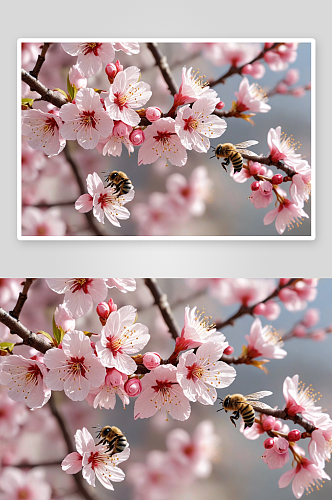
[[0, 467, 52, 500], [75, 172, 134, 226], [61, 43, 115, 77], [46, 278, 108, 318], [0, 392, 28, 439], [22, 207, 66, 236], [61, 451, 83, 474], [21, 138, 46, 182], [138, 117, 187, 167], [97, 132, 135, 157], [0, 355, 51, 409], [205, 43, 261, 68], [132, 192, 179, 236], [263, 198, 309, 235], [106, 278, 136, 293], [253, 300, 281, 321], [22, 109, 66, 156], [302, 308, 320, 329], [234, 77, 271, 113], [176, 306, 227, 351], [278, 458, 330, 499], [245, 318, 287, 359], [250, 180, 274, 208], [96, 305, 150, 375], [267, 126, 307, 169], [113, 42, 140, 55], [166, 420, 220, 478], [166, 166, 212, 217], [175, 98, 227, 153], [278, 279, 318, 312], [68, 64, 87, 89], [174, 67, 220, 107], [290, 165, 311, 205], [0, 279, 22, 308], [211, 278, 276, 308], [105, 66, 152, 126], [283, 375, 323, 424], [242, 61, 265, 79], [308, 414, 332, 466], [44, 330, 106, 401], [263, 436, 290, 469], [134, 364, 191, 421], [59, 88, 113, 149], [54, 303, 75, 332], [176, 342, 236, 405], [264, 44, 298, 72], [62, 427, 130, 490], [88, 368, 129, 410]]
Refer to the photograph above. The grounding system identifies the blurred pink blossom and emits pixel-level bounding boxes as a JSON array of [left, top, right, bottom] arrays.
[[0, 467, 52, 500], [61, 42, 115, 77], [22, 207, 66, 236]]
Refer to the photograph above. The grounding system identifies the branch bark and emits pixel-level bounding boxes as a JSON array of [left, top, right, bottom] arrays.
[[29, 43, 52, 79], [147, 42, 179, 97], [241, 154, 297, 178], [21, 69, 68, 107], [144, 278, 181, 340]]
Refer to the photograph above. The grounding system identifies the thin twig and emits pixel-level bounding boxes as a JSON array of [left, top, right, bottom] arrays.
[[147, 42, 179, 97], [241, 154, 297, 178], [250, 405, 316, 433], [9, 279, 35, 320], [144, 278, 181, 340], [29, 43, 52, 79]]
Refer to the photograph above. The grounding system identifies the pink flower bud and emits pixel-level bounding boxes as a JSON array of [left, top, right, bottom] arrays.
[[279, 278, 291, 286], [259, 166, 267, 175], [223, 345, 234, 356], [215, 101, 225, 110], [264, 43, 274, 49], [264, 438, 274, 449], [242, 64, 253, 75], [302, 308, 319, 328], [129, 129, 145, 146], [113, 120, 132, 138], [291, 87, 306, 98], [259, 180, 272, 195], [146, 107, 162, 122], [105, 63, 117, 79], [250, 62, 265, 79], [262, 416, 275, 431], [264, 301, 281, 321], [276, 83, 288, 94], [108, 298, 118, 313], [273, 437, 289, 454], [292, 324, 307, 338], [54, 304, 75, 332], [273, 420, 282, 431], [251, 181, 260, 192], [142, 352, 161, 370], [96, 302, 110, 319], [124, 378, 142, 397], [288, 429, 301, 442], [264, 51, 278, 64], [249, 162, 261, 176], [284, 68, 300, 86], [253, 303, 266, 315], [311, 328, 327, 342], [272, 174, 283, 185], [115, 59, 124, 72], [69, 64, 87, 90], [105, 368, 126, 387]]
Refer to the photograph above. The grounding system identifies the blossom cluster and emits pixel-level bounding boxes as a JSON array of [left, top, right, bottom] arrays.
[[21, 41, 311, 236]]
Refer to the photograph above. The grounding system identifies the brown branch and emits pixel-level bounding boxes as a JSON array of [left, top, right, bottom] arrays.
[[266, 83, 311, 99], [144, 278, 181, 340], [250, 405, 316, 433], [15, 460, 62, 468], [23, 201, 78, 209], [9, 279, 35, 320], [147, 42, 179, 97], [0, 307, 53, 353], [29, 43, 52, 79], [209, 43, 283, 87], [215, 278, 300, 330], [241, 154, 297, 178], [48, 395, 96, 500], [21, 69, 68, 108]]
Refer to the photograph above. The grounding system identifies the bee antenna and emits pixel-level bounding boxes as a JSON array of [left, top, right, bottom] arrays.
[[210, 155, 216, 159]]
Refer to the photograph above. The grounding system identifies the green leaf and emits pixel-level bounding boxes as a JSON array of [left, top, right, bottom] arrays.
[[67, 75, 78, 102], [37, 330, 55, 345], [0, 342, 15, 354], [53, 88, 69, 100], [52, 316, 62, 347]]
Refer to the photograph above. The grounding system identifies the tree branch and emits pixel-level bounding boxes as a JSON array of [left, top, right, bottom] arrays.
[[250, 405, 316, 433], [144, 278, 181, 340], [29, 43, 52, 79], [241, 154, 297, 178], [147, 42, 179, 97], [9, 279, 35, 320], [21, 69, 68, 107]]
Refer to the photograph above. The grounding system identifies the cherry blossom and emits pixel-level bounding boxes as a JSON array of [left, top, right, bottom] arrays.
[[308, 414, 332, 466], [176, 342, 236, 404], [263, 198, 309, 235], [113, 42, 140, 55], [264, 43, 298, 72], [0, 279, 22, 307], [175, 98, 227, 152], [244, 318, 287, 360], [278, 458, 330, 499], [166, 420, 220, 478], [205, 42, 261, 68], [174, 67, 220, 107], [87, 368, 129, 410], [45, 278, 108, 318], [282, 375, 323, 424], [68, 64, 87, 89], [211, 278, 276, 307], [97, 132, 134, 157], [0, 355, 51, 409], [106, 278, 136, 293], [267, 126, 308, 169], [105, 66, 152, 126], [54, 303, 75, 332], [234, 77, 271, 113], [138, 117, 187, 167], [250, 180, 274, 208], [22, 109, 66, 156], [96, 305, 150, 375], [289, 164, 311, 205], [21, 139, 46, 182], [77, 172, 134, 226], [0, 467, 52, 500], [62, 427, 130, 490], [59, 88, 113, 149], [134, 364, 191, 421], [176, 305, 227, 351], [263, 437, 290, 469], [0, 392, 28, 439], [43, 330, 106, 401], [61, 43, 115, 77], [22, 207, 66, 236]]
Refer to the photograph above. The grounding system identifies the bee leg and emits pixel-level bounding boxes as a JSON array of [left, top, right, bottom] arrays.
[[230, 410, 240, 427], [221, 161, 228, 172]]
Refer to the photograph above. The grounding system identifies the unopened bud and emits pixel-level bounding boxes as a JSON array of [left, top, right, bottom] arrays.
[[223, 345, 234, 355], [146, 107, 162, 122], [129, 129, 145, 146], [124, 378, 142, 397], [142, 352, 161, 370]]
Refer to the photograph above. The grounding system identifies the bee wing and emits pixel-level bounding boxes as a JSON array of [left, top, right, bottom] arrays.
[[234, 140, 259, 150], [248, 401, 274, 410], [238, 149, 258, 157], [244, 391, 273, 401]]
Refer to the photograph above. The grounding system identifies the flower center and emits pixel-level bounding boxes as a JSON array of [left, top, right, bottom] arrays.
[[106, 336, 124, 356], [82, 43, 102, 56], [70, 279, 93, 294], [81, 110, 97, 129], [153, 130, 173, 145], [183, 116, 199, 132], [186, 363, 204, 381], [69, 356, 86, 377], [151, 379, 173, 395], [18, 490, 29, 499], [114, 93, 128, 110], [37, 225, 46, 235], [26, 363, 42, 382]]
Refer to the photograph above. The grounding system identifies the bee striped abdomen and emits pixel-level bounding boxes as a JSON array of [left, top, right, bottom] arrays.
[[241, 404, 255, 428], [229, 151, 243, 172], [110, 435, 128, 455]]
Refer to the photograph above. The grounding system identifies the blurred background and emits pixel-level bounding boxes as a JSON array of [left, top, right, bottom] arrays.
[[1, 277, 330, 500], [21, 41, 312, 237]]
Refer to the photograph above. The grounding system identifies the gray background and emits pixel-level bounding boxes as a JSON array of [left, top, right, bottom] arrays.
[[1, 0, 330, 276]]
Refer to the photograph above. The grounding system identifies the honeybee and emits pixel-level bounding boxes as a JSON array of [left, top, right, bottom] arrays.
[[96, 426, 128, 456], [211, 140, 258, 173], [104, 171, 133, 197], [217, 391, 273, 429]]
